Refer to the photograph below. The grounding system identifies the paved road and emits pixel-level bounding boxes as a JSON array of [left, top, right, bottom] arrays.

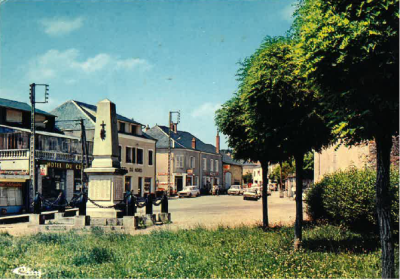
[[149, 191, 300, 229], [0, 192, 302, 235]]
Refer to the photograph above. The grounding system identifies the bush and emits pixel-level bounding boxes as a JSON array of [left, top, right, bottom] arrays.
[[306, 167, 399, 232]]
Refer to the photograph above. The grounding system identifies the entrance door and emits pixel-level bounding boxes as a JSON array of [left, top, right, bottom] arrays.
[[225, 172, 232, 189], [175, 176, 183, 192]]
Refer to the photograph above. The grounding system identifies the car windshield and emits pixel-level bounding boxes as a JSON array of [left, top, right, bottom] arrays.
[[248, 189, 257, 193], [231, 186, 239, 189]]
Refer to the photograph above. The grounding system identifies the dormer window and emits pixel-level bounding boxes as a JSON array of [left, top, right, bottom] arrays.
[[119, 122, 125, 133]]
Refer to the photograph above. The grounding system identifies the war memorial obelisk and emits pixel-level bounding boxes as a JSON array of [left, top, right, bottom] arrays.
[[85, 99, 126, 218]]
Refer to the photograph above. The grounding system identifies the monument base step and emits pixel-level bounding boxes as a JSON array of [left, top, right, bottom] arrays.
[[45, 217, 75, 225], [90, 217, 123, 226]]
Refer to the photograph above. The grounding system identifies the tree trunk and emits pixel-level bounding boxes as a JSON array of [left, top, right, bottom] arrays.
[[375, 135, 394, 279], [260, 160, 269, 230], [279, 160, 284, 198], [294, 153, 304, 250]]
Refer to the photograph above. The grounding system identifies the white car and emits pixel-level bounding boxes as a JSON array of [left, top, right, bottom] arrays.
[[178, 186, 200, 198], [227, 185, 243, 195], [243, 187, 261, 200]]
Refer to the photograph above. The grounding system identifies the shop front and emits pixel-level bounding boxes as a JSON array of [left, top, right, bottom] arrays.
[[38, 161, 82, 202], [0, 178, 27, 215]]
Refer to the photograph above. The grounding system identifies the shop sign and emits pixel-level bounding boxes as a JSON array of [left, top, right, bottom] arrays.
[[223, 165, 230, 170], [158, 172, 169, 176], [45, 162, 82, 170], [158, 182, 173, 186], [135, 168, 142, 172], [0, 182, 23, 187], [187, 169, 193, 174], [40, 165, 48, 176], [0, 170, 29, 175]]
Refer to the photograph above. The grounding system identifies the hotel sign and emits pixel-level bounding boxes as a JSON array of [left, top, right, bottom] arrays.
[[44, 161, 82, 170]]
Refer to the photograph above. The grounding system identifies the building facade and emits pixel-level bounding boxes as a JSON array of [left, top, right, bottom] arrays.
[[314, 142, 370, 183], [220, 150, 243, 188], [51, 100, 157, 196], [0, 98, 85, 214], [146, 125, 222, 194]]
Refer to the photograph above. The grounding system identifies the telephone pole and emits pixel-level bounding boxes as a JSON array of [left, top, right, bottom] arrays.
[[167, 110, 180, 196], [29, 83, 49, 212]]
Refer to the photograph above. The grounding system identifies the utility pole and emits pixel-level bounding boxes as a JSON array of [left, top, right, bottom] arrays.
[[80, 119, 89, 190], [167, 110, 180, 196], [29, 83, 49, 212]]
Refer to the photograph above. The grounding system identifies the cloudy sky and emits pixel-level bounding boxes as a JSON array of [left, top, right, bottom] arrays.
[[0, 0, 296, 149]]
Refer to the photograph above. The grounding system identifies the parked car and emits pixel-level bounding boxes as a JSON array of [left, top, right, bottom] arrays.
[[243, 187, 262, 200], [227, 185, 243, 195], [178, 186, 200, 198]]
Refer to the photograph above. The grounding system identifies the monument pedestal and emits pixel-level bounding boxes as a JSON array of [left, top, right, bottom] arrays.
[[85, 169, 124, 218]]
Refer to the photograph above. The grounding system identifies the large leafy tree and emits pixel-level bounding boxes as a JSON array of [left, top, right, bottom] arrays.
[[239, 36, 331, 249], [216, 95, 281, 229], [294, 0, 399, 277]]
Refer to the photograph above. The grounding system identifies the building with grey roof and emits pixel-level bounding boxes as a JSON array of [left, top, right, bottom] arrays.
[[51, 100, 157, 196], [146, 124, 222, 194]]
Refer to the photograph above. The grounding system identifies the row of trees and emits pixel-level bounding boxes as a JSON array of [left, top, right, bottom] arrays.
[[215, 0, 398, 278]]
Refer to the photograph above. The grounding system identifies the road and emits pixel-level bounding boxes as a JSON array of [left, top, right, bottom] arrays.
[[149, 191, 300, 229], [0, 192, 302, 235]]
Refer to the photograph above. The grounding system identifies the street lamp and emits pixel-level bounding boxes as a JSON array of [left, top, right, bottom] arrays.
[[29, 83, 49, 212]]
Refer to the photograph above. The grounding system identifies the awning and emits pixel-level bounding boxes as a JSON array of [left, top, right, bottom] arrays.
[[0, 178, 28, 182]]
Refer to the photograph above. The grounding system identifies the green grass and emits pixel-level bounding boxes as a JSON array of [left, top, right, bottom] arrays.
[[0, 224, 398, 278]]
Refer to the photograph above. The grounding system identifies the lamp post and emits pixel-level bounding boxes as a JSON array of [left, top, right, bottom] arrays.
[[29, 83, 49, 212], [167, 110, 180, 196]]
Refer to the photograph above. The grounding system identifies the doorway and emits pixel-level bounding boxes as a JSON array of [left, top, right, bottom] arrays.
[[175, 176, 183, 192]]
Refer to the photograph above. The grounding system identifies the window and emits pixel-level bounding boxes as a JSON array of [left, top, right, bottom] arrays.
[[118, 146, 122, 162], [144, 178, 152, 194], [215, 160, 219, 172], [210, 159, 214, 171], [203, 158, 207, 171], [137, 148, 143, 164], [119, 122, 125, 133], [126, 147, 132, 163], [125, 176, 131, 192], [138, 177, 143, 196], [175, 155, 184, 168], [132, 148, 136, 164], [194, 176, 198, 186], [148, 150, 153, 166], [190, 156, 195, 168]]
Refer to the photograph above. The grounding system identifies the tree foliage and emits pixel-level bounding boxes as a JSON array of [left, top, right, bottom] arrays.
[[293, 0, 399, 277], [293, 0, 399, 142]]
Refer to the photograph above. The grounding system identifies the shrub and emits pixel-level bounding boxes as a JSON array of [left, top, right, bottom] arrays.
[[306, 167, 399, 232]]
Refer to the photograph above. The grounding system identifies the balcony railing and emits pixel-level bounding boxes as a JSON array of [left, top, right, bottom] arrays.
[[0, 149, 29, 159], [0, 149, 93, 164]]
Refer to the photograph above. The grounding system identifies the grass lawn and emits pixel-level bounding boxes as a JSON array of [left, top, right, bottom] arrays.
[[0, 224, 398, 278]]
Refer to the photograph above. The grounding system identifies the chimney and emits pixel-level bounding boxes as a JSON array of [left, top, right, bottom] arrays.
[[173, 123, 178, 133], [192, 137, 196, 149], [145, 125, 150, 132], [216, 130, 220, 154]]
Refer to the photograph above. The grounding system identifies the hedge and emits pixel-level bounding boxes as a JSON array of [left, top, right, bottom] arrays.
[[306, 167, 399, 233]]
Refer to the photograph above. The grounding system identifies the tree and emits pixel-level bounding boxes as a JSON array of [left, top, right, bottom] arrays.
[[216, 95, 281, 229], [243, 172, 253, 184], [269, 152, 314, 184], [226, 36, 331, 248], [294, 0, 399, 277], [269, 161, 295, 185]]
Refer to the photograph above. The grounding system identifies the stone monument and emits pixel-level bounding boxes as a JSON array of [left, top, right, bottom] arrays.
[[85, 99, 126, 218]]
